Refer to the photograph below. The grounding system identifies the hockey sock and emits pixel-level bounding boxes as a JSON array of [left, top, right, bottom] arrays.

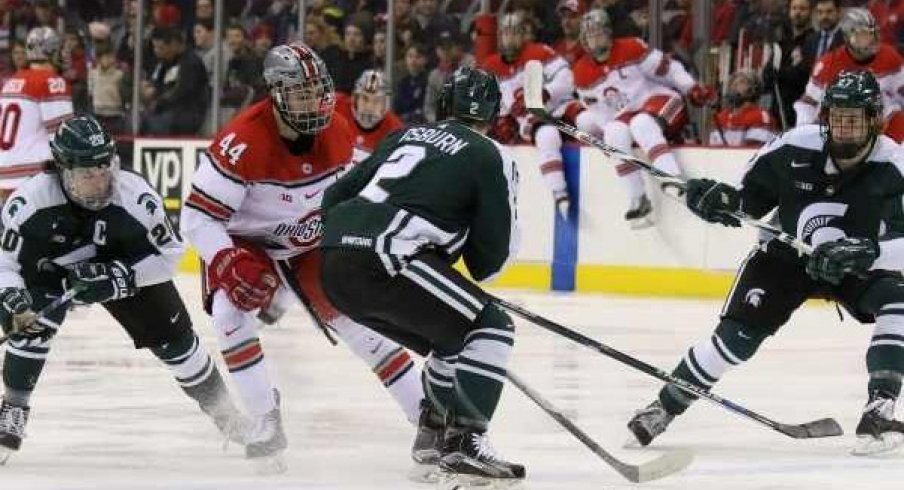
[[604, 120, 646, 201], [659, 319, 767, 415], [330, 316, 424, 424], [535, 125, 567, 196], [151, 332, 232, 412], [452, 304, 515, 430], [424, 353, 457, 419], [212, 292, 276, 417], [3, 334, 57, 406], [629, 113, 682, 177], [866, 305, 904, 400]]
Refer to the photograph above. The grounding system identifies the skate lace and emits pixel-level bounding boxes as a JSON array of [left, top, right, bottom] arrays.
[[470, 433, 504, 463], [0, 404, 25, 436]]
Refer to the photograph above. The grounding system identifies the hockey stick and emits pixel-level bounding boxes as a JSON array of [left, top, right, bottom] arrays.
[[507, 370, 693, 482], [494, 295, 842, 439], [0, 285, 85, 346], [522, 60, 813, 256]]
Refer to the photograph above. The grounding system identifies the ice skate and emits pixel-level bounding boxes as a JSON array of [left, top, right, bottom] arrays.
[[245, 390, 287, 474], [627, 400, 674, 447], [408, 402, 445, 483], [438, 426, 525, 489], [0, 400, 29, 465], [625, 194, 654, 229], [852, 394, 904, 456]]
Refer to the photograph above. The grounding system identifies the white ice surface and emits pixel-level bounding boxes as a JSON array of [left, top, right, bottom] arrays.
[[2, 275, 903, 489]]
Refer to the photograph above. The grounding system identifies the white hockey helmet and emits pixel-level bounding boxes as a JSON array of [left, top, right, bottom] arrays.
[[352, 69, 390, 129], [263, 41, 336, 135], [25, 26, 61, 63], [841, 8, 879, 61], [498, 11, 527, 61]]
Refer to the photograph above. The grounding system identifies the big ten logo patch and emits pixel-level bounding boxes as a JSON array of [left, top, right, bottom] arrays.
[[135, 146, 184, 227]]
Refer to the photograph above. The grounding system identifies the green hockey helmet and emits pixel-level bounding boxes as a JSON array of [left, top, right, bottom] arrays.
[[820, 70, 883, 164], [437, 66, 501, 125], [49, 115, 118, 210]]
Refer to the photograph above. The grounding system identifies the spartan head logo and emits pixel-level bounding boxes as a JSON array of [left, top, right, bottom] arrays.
[[796, 202, 849, 247], [137, 192, 158, 215], [6, 196, 26, 218], [744, 288, 765, 308]]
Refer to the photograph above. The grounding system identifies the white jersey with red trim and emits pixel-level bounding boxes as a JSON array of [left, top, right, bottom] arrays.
[[181, 99, 355, 262], [571, 37, 694, 119], [709, 104, 776, 146], [0, 67, 72, 188], [480, 42, 574, 117]]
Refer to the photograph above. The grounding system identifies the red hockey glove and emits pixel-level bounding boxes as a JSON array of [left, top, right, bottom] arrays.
[[688, 84, 717, 107], [209, 247, 279, 311]]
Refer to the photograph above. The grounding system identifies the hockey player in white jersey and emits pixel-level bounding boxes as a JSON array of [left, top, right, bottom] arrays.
[[0, 27, 73, 201], [181, 42, 425, 474], [0, 116, 246, 464], [576, 9, 714, 228], [481, 11, 575, 218]]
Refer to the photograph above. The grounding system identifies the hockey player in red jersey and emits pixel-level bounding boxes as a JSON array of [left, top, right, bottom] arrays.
[[576, 9, 714, 228], [480, 11, 575, 218], [180, 42, 424, 474], [0, 27, 73, 201], [795, 8, 904, 142], [709, 71, 776, 146], [335, 69, 404, 160]]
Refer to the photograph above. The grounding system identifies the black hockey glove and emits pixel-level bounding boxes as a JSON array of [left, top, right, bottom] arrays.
[[805, 237, 879, 285], [66, 261, 137, 304], [685, 178, 742, 227], [0, 288, 48, 340]]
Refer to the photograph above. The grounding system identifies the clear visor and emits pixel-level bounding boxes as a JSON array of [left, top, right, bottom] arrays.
[[353, 92, 388, 129], [61, 156, 118, 211], [847, 28, 879, 58], [498, 26, 525, 57], [829, 107, 870, 144], [580, 26, 611, 59]]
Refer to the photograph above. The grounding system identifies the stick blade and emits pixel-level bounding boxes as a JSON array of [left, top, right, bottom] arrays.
[[623, 448, 694, 483], [776, 418, 843, 439], [523, 60, 545, 111]]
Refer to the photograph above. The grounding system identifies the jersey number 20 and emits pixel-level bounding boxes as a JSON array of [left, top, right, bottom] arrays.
[[360, 145, 426, 202]]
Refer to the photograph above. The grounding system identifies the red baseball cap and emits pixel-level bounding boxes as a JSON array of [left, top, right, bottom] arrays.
[[557, 0, 584, 15]]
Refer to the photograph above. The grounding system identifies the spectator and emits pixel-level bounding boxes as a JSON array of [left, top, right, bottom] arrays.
[[31, 1, 56, 30], [221, 23, 264, 123], [423, 30, 473, 122], [371, 27, 387, 70], [304, 15, 342, 67], [88, 41, 127, 134], [554, 0, 585, 66], [194, 18, 230, 82], [196, 0, 214, 24], [141, 27, 208, 135], [250, 22, 274, 58], [393, 42, 428, 123], [330, 20, 372, 94], [764, 0, 818, 128], [590, 0, 642, 38], [410, 0, 456, 53], [61, 28, 89, 113], [1, 39, 26, 81], [812, 0, 843, 58], [732, 0, 789, 45], [710, 70, 776, 146]]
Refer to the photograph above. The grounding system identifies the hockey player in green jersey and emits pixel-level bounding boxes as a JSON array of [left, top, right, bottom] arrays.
[[0, 116, 247, 463], [628, 70, 904, 456], [320, 66, 524, 485]]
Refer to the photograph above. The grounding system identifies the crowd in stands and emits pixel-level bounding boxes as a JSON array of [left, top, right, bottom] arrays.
[[1, 0, 903, 140]]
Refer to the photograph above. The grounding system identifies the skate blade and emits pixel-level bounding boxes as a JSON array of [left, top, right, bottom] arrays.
[[0, 447, 13, 465], [438, 471, 524, 489], [628, 216, 655, 230], [250, 452, 288, 475], [408, 462, 442, 483], [851, 433, 904, 457], [622, 436, 643, 449]]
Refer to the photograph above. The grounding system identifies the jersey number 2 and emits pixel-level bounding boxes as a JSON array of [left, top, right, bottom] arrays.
[[360, 145, 426, 202], [0, 102, 22, 151]]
